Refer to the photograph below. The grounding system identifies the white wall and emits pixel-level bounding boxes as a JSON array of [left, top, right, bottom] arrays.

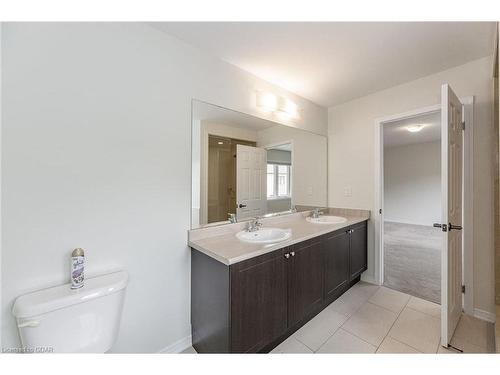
[[1, 23, 327, 352], [257, 125, 328, 208], [328, 56, 495, 315], [384, 141, 441, 226]]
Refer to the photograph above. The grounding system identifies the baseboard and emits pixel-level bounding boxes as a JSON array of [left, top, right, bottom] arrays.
[[158, 334, 192, 353], [360, 273, 379, 285], [473, 308, 496, 323]]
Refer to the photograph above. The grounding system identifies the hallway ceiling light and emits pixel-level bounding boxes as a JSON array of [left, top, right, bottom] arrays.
[[406, 124, 425, 133]]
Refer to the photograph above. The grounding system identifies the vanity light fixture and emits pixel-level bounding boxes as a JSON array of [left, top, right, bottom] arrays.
[[217, 141, 224, 145], [256, 91, 278, 112], [277, 97, 299, 119], [256, 90, 299, 119], [406, 124, 425, 133]]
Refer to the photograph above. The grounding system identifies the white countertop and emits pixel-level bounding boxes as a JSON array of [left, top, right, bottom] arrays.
[[188, 210, 369, 265]]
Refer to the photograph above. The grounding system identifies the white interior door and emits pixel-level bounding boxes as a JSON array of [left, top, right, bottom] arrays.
[[236, 144, 267, 220], [440, 84, 464, 347]]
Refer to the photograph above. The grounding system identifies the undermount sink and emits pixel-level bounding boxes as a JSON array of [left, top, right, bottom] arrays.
[[306, 215, 347, 224], [236, 228, 292, 244]]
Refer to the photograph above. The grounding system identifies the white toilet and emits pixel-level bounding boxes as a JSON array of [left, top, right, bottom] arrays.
[[12, 271, 128, 353]]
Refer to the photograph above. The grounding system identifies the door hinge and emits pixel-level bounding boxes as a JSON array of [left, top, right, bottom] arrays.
[[462, 121, 465, 131], [462, 285, 465, 293]]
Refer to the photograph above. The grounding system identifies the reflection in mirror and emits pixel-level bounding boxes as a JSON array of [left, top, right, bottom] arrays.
[[191, 100, 327, 229]]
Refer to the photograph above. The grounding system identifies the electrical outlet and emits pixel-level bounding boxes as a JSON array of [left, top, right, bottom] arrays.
[[307, 186, 313, 196], [344, 186, 352, 197]]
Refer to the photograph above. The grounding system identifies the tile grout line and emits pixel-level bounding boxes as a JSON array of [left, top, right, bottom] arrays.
[[399, 305, 441, 353], [321, 286, 389, 350], [290, 336, 316, 353], [334, 300, 403, 351], [369, 291, 442, 352], [387, 336, 423, 353], [292, 333, 322, 353], [402, 297, 443, 353], [291, 285, 445, 354], [405, 304, 441, 320], [374, 294, 412, 353], [331, 328, 378, 351], [366, 299, 408, 315], [292, 309, 350, 353], [312, 285, 381, 352], [333, 286, 432, 352]]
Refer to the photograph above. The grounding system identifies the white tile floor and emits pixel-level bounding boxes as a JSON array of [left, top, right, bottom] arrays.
[[182, 282, 492, 354]]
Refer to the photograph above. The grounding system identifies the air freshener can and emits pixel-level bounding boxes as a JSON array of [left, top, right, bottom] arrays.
[[71, 248, 85, 289]]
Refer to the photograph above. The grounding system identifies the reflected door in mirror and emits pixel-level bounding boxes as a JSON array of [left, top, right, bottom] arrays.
[[207, 136, 256, 224], [236, 144, 267, 220]]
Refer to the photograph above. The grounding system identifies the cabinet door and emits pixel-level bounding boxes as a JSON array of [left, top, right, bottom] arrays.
[[230, 250, 287, 353], [349, 223, 368, 280], [288, 238, 324, 326], [323, 230, 350, 302]]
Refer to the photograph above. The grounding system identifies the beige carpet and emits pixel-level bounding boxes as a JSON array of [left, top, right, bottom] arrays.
[[384, 221, 441, 304]]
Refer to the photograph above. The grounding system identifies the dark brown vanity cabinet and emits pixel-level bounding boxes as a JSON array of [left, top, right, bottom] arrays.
[[349, 222, 368, 280], [323, 229, 350, 303], [230, 250, 287, 353], [287, 237, 324, 327], [191, 220, 368, 353], [231, 239, 324, 353]]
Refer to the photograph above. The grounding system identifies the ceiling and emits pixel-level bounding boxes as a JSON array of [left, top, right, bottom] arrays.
[[150, 22, 496, 107], [383, 111, 441, 148]]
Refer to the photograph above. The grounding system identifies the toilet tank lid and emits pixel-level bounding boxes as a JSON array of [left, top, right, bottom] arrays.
[[12, 271, 128, 318]]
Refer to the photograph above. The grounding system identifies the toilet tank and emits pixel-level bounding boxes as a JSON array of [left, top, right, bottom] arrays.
[[12, 271, 128, 353]]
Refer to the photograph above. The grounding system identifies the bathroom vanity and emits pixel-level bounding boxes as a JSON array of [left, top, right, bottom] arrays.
[[189, 100, 368, 353], [189, 210, 368, 353]]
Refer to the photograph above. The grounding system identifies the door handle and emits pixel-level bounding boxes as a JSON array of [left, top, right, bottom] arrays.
[[238, 203, 247, 208], [290, 251, 295, 257], [284, 253, 290, 259], [433, 223, 448, 232], [448, 223, 463, 231]]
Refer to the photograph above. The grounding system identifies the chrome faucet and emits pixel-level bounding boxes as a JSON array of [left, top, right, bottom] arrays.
[[228, 213, 237, 224], [246, 217, 262, 232], [311, 208, 324, 219]]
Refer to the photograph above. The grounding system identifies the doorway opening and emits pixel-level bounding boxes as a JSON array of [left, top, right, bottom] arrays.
[[382, 111, 442, 303], [207, 135, 256, 224], [374, 97, 474, 319]]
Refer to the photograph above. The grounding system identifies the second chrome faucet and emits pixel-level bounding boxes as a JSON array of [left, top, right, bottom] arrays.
[[246, 217, 262, 232]]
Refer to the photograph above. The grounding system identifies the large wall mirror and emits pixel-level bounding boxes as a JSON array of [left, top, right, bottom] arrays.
[[191, 100, 327, 228]]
